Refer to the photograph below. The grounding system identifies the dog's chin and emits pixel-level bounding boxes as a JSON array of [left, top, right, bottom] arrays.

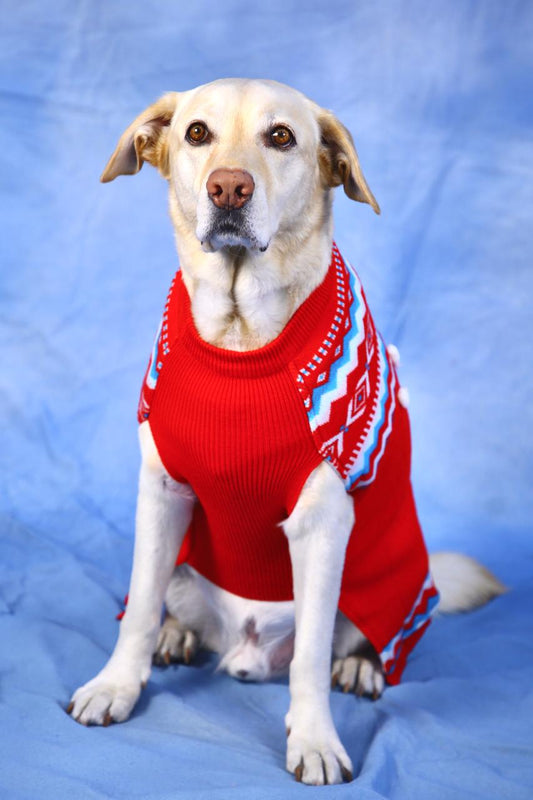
[[201, 233, 269, 254], [198, 218, 269, 254]]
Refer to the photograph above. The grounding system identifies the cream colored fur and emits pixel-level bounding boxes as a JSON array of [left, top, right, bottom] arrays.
[[69, 79, 504, 786], [429, 552, 506, 614]]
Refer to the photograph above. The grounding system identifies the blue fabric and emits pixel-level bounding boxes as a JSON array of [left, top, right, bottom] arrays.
[[2, 1, 532, 797]]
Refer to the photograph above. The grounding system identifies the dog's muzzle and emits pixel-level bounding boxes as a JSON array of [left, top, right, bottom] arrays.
[[201, 168, 268, 252]]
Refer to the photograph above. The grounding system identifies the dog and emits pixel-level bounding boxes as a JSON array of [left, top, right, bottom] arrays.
[[67, 79, 505, 785]]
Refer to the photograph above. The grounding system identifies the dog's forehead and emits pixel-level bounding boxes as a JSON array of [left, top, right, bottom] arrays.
[[174, 79, 318, 139]]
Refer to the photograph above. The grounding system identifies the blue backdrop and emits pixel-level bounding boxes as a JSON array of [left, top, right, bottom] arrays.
[[1, 1, 532, 797]]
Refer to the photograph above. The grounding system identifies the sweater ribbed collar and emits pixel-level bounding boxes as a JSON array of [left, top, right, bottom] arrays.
[[180, 244, 342, 378]]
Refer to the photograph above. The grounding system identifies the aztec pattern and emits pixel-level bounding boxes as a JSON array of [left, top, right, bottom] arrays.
[[294, 243, 397, 491], [380, 572, 440, 678]]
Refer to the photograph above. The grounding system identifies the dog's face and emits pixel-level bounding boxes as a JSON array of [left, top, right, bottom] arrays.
[[101, 79, 379, 254], [170, 80, 325, 253]]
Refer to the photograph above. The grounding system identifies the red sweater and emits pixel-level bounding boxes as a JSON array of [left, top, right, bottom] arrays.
[[138, 244, 438, 683]]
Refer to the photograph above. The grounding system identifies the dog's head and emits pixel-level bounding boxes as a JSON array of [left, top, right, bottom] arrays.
[[101, 79, 379, 254]]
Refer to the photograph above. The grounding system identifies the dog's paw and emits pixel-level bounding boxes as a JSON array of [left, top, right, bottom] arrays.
[[67, 673, 143, 726], [286, 724, 353, 785], [331, 655, 385, 699], [153, 616, 198, 667]]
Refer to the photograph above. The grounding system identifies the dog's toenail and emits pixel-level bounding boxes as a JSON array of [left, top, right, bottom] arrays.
[[340, 764, 353, 782]]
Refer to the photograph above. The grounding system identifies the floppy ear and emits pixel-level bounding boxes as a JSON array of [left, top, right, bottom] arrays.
[[318, 110, 380, 214], [100, 92, 180, 183]]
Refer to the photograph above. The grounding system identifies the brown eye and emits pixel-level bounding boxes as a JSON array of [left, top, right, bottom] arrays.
[[269, 125, 295, 149], [186, 122, 210, 145]]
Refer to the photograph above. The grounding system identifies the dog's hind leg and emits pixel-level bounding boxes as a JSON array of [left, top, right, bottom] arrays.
[[153, 564, 214, 666], [331, 612, 384, 699], [153, 613, 199, 666]]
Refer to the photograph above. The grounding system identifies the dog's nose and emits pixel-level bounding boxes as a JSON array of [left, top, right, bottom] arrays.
[[236, 669, 249, 680], [206, 169, 255, 210]]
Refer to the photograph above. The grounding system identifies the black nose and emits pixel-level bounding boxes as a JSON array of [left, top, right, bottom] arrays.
[[236, 669, 249, 680]]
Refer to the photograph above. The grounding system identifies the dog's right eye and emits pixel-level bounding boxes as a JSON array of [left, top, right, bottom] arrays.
[[186, 122, 210, 145]]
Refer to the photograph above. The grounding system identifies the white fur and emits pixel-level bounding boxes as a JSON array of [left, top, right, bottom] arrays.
[[429, 552, 506, 613], [166, 79, 334, 351], [171, 80, 323, 258], [157, 567, 380, 692], [282, 462, 355, 784], [163, 563, 295, 681], [154, 551, 506, 685], [69, 423, 196, 725], [70, 79, 504, 786]]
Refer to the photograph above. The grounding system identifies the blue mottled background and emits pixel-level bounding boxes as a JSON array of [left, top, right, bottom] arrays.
[[1, 1, 532, 797]]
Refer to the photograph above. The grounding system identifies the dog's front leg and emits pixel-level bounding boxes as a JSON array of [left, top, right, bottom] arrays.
[[283, 462, 354, 785], [68, 422, 195, 725]]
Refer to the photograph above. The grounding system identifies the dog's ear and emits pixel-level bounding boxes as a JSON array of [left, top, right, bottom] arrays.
[[317, 110, 380, 214], [100, 93, 180, 183]]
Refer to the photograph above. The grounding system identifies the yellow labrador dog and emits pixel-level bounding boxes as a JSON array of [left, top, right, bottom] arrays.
[[68, 79, 504, 785]]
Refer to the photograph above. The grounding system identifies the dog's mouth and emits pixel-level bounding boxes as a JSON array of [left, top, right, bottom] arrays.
[[200, 209, 268, 253]]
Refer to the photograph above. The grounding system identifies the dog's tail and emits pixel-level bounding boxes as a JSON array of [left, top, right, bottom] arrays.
[[429, 552, 507, 613]]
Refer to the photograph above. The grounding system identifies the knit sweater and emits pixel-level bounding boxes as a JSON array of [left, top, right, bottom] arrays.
[[138, 244, 439, 684]]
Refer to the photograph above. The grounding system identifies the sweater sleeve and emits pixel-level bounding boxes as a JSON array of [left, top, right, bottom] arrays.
[[290, 253, 398, 491]]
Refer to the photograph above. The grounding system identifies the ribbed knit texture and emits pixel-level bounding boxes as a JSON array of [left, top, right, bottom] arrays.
[[139, 245, 439, 683]]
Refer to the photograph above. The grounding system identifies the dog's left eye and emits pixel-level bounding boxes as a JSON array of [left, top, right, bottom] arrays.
[[268, 125, 296, 149], [186, 122, 210, 145]]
